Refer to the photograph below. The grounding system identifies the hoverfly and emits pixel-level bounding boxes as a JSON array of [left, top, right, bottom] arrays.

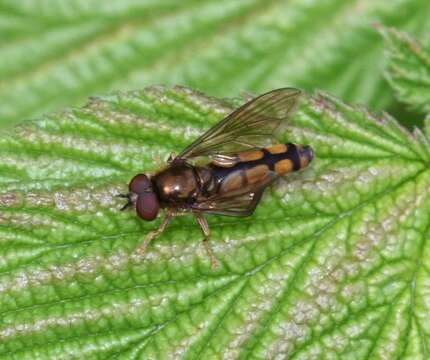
[[119, 88, 313, 268]]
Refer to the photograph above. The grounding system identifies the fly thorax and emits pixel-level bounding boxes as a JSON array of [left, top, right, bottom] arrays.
[[154, 164, 199, 203]]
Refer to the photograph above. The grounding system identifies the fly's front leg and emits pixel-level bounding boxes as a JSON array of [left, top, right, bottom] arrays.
[[194, 212, 219, 269], [138, 210, 173, 257]]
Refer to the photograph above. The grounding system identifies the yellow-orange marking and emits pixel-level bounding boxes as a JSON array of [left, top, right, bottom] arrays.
[[266, 144, 287, 154], [220, 172, 245, 194], [239, 150, 264, 162], [246, 165, 269, 184], [275, 159, 293, 175]]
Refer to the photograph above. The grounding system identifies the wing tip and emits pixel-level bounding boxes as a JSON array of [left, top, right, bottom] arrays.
[[276, 87, 302, 97]]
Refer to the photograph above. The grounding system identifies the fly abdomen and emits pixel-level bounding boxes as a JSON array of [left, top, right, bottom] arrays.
[[209, 143, 313, 196]]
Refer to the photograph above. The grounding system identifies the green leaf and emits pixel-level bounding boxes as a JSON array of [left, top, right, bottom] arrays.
[[380, 26, 430, 113], [425, 114, 430, 138], [1, 0, 430, 128], [1, 86, 430, 358]]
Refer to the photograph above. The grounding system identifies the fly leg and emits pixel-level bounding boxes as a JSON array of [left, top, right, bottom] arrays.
[[194, 212, 219, 269], [138, 210, 173, 257]]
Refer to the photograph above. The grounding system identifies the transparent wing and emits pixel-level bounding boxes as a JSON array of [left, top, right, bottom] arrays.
[[191, 192, 264, 217], [178, 88, 301, 159], [191, 172, 278, 217]]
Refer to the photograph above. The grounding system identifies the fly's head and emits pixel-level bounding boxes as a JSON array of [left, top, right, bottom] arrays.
[[120, 174, 160, 221]]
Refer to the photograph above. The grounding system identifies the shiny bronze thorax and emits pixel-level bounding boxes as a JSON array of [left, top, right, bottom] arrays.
[[152, 162, 198, 204]]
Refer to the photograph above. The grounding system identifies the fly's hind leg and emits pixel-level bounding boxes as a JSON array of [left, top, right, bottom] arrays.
[[138, 210, 173, 257], [194, 212, 219, 269]]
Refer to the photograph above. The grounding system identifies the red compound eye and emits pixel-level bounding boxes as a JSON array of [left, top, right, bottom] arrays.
[[129, 174, 151, 194], [136, 192, 159, 221]]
